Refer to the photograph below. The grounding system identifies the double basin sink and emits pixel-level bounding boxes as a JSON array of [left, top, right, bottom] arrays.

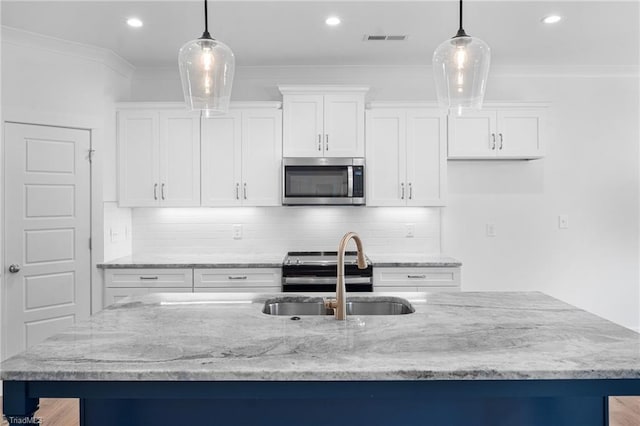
[[263, 296, 415, 316]]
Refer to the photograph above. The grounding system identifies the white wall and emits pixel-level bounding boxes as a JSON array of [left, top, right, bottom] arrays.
[[133, 207, 441, 256], [0, 27, 134, 364], [445, 73, 640, 330], [130, 64, 640, 330]]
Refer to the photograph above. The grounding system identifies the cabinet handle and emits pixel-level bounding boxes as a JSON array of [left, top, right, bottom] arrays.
[[491, 133, 496, 150], [236, 183, 240, 200], [243, 183, 247, 200], [161, 183, 166, 200], [318, 134, 322, 151], [325, 134, 329, 151], [499, 133, 504, 150], [407, 275, 426, 279], [228, 276, 248, 280], [153, 183, 158, 200], [409, 182, 413, 200], [139, 276, 159, 280], [400, 182, 405, 200]]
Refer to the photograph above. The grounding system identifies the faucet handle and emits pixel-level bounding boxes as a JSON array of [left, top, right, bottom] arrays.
[[324, 298, 337, 310]]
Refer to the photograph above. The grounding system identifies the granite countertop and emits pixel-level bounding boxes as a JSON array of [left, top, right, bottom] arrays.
[[366, 254, 462, 267], [97, 254, 462, 269], [3, 291, 640, 382], [97, 254, 286, 269]]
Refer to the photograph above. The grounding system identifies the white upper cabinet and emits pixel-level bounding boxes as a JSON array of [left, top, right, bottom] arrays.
[[447, 104, 547, 160], [201, 105, 282, 207], [201, 111, 243, 207], [366, 105, 447, 207], [280, 86, 368, 158], [118, 108, 200, 207]]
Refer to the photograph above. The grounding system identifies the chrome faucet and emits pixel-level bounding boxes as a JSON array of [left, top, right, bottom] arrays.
[[325, 232, 367, 320]]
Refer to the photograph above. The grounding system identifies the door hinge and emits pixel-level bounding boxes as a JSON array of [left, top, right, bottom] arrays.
[[88, 149, 96, 163], [89, 237, 92, 250]]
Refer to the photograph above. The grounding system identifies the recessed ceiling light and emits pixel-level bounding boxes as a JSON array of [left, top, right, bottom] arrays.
[[325, 16, 341, 26], [542, 15, 562, 24], [126, 17, 143, 28]]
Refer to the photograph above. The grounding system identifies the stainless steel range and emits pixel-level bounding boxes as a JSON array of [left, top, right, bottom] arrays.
[[282, 251, 373, 292]]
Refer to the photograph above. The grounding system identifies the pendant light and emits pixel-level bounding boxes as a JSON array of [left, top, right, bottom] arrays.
[[179, 0, 235, 116], [432, 0, 490, 115]]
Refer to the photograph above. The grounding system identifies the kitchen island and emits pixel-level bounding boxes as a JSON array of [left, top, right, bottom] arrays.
[[3, 291, 640, 426]]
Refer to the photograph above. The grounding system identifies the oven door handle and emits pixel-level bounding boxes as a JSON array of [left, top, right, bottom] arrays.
[[347, 165, 354, 198], [283, 277, 371, 285]]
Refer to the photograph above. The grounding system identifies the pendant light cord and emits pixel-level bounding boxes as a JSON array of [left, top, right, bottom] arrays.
[[200, 0, 213, 39], [455, 0, 468, 38]]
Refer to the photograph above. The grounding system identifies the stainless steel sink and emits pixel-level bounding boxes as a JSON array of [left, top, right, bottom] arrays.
[[262, 296, 414, 316]]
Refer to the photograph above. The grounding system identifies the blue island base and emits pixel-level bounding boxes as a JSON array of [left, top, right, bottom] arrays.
[[4, 380, 634, 426], [81, 396, 606, 426]]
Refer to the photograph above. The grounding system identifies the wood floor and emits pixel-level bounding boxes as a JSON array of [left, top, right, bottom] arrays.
[[1, 396, 639, 425]]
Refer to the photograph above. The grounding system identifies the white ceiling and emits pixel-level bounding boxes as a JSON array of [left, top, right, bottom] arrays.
[[1, 1, 638, 69]]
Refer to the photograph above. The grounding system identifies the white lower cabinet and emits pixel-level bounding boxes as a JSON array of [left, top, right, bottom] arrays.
[[374, 267, 461, 292], [103, 268, 194, 307], [194, 268, 281, 293]]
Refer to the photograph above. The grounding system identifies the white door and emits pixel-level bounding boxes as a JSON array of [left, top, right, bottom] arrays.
[[365, 110, 406, 206], [117, 111, 160, 206], [4, 123, 91, 359], [159, 111, 201, 207], [324, 94, 365, 157], [497, 110, 543, 158], [201, 112, 242, 206], [406, 109, 447, 206], [282, 95, 324, 157], [241, 109, 283, 207], [447, 111, 497, 159]]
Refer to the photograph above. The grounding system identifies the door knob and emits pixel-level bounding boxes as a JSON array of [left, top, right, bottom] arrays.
[[8, 264, 20, 273]]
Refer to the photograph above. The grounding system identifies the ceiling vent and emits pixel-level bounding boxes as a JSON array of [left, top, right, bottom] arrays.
[[364, 35, 408, 41]]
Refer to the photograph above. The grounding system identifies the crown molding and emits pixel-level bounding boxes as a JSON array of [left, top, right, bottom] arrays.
[[1, 26, 135, 79], [116, 101, 282, 110]]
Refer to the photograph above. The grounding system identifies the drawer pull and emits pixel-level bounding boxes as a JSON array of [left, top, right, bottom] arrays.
[[139, 276, 159, 280], [407, 275, 426, 279], [228, 276, 248, 280]]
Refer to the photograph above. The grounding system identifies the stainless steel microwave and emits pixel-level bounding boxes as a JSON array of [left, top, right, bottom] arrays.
[[282, 158, 365, 205]]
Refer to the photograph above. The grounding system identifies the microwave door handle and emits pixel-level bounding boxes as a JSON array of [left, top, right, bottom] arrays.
[[347, 166, 354, 197]]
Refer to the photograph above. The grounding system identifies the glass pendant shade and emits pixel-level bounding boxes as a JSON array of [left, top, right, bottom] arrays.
[[433, 35, 490, 114], [179, 38, 235, 116]]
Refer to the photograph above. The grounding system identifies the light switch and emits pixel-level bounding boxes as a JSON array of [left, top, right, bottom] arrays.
[[558, 215, 569, 229], [486, 223, 496, 237]]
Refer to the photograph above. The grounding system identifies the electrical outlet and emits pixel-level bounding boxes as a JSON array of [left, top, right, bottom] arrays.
[[486, 223, 496, 237], [405, 223, 415, 238], [232, 224, 243, 240], [558, 215, 569, 229]]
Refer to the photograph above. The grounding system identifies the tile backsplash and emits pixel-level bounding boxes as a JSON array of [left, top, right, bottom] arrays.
[[132, 207, 442, 257]]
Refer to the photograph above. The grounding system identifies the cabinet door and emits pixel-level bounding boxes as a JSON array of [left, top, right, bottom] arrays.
[[497, 110, 544, 158], [194, 268, 281, 291], [374, 267, 461, 290], [365, 110, 407, 206], [118, 111, 160, 207], [323, 94, 365, 157], [105, 268, 193, 288], [241, 109, 283, 207], [159, 111, 201, 207], [201, 112, 242, 206], [447, 111, 497, 159], [282, 95, 324, 157], [406, 109, 447, 206]]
